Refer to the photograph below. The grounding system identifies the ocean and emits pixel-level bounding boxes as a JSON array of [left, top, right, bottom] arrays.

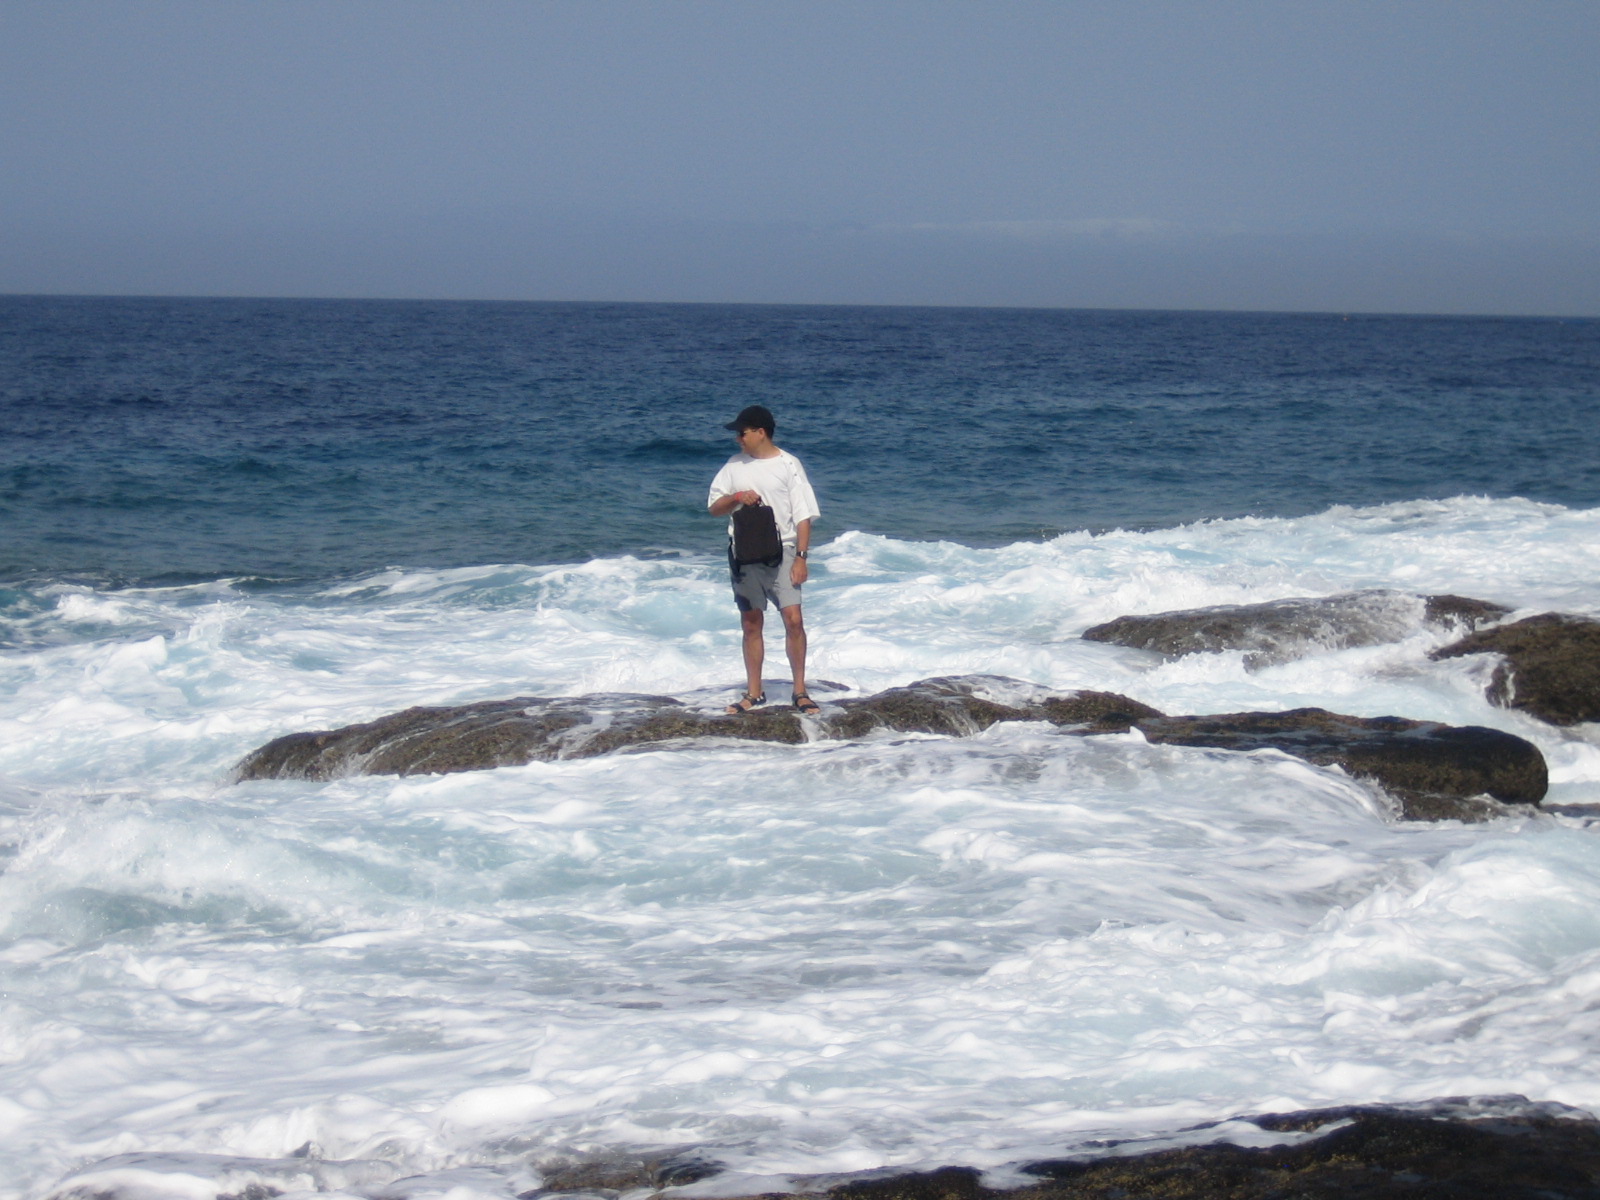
[[1, 296, 1598, 1199]]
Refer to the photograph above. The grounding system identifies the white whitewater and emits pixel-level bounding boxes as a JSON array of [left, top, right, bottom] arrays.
[[3, 496, 1600, 1199]]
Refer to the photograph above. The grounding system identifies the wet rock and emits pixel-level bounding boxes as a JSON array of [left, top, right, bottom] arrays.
[[1137, 707, 1547, 820], [1423, 593, 1513, 628], [234, 677, 1162, 783], [533, 1147, 721, 1194], [1432, 612, 1600, 726], [235, 677, 1547, 822], [829, 1166, 984, 1200], [47, 1099, 1600, 1200], [754, 1099, 1600, 1200], [823, 677, 1163, 741], [1038, 691, 1165, 732], [1083, 590, 1511, 666], [235, 693, 803, 781], [818, 679, 1030, 741], [1000, 1099, 1600, 1200]]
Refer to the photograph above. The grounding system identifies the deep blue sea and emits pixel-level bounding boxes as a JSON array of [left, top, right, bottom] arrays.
[[3, 296, 1596, 583], [2, 297, 1600, 1200]]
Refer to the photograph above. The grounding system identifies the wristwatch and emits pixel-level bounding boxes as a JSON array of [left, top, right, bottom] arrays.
[[796, 550, 808, 559]]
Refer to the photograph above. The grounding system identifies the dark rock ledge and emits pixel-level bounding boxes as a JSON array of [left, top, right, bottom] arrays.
[[44, 1098, 1600, 1200], [233, 678, 1158, 781], [235, 676, 1547, 822], [1433, 612, 1600, 727], [1136, 709, 1544, 822], [1082, 590, 1510, 667], [1081, 591, 1600, 731], [798, 1098, 1600, 1200], [471, 1099, 1600, 1200]]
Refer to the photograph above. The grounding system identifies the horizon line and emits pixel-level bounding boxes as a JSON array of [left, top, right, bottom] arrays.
[[3, 291, 1594, 322]]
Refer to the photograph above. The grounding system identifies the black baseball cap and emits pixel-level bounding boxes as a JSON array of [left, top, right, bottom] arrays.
[[724, 405, 775, 433]]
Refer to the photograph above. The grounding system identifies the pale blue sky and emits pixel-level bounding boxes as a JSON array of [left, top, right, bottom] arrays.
[[3, 0, 1596, 313]]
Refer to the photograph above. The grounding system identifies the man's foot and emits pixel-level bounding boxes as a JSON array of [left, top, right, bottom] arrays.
[[792, 692, 821, 716], [725, 692, 766, 714]]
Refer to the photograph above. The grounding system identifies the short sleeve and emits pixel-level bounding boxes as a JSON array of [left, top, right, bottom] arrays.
[[708, 462, 737, 509], [788, 456, 821, 523]]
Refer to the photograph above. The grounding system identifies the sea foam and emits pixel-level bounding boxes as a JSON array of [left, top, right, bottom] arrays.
[[2, 497, 1600, 1198]]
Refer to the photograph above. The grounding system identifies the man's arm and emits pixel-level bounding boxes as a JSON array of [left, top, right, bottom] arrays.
[[709, 490, 759, 517], [790, 517, 812, 585]]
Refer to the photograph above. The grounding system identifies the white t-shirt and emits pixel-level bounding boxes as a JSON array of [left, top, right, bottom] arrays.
[[707, 448, 821, 545]]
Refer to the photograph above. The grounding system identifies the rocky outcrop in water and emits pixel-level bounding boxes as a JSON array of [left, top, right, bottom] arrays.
[[1082, 591, 1510, 666], [1432, 612, 1600, 727], [235, 676, 1545, 822], [1138, 708, 1546, 821], [233, 678, 1161, 782], [46, 1097, 1600, 1200], [823, 1099, 1600, 1200]]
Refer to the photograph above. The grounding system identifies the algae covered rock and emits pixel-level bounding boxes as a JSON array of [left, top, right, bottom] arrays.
[[1432, 612, 1600, 726]]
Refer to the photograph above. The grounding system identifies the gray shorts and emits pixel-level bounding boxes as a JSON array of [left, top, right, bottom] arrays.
[[730, 543, 802, 612]]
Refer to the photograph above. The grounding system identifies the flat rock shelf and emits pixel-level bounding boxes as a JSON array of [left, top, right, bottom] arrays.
[[236, 675, 1547, 823]]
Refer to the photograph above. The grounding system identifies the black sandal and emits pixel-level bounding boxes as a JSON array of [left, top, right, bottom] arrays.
[[792, 692, 821, 716], [725, 692, 766, 714]]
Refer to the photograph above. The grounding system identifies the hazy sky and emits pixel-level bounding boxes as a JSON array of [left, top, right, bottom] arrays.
[[3, 0, 1596, 314]]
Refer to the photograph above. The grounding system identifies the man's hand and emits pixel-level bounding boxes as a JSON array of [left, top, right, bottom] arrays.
[[709, 490, 762, 516], [790, 555, 809, 586]]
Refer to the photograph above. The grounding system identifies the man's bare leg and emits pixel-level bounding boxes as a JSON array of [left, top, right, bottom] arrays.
[[781, 604, 807, 698], [741, 608, 766, 699]]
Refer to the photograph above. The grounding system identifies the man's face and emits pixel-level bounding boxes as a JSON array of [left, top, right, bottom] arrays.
[[735, 426, 768, 450]]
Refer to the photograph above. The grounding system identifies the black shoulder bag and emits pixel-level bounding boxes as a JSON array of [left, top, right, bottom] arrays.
[[731, 502, 783, 568]]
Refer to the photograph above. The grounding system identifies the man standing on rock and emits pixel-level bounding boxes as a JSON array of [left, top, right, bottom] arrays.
[[708, 405, 822, 716]]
